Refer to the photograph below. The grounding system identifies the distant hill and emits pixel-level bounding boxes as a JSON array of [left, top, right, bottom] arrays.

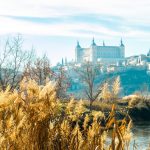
[[104, 68, 150, 95], [68, 67, 150, 98]]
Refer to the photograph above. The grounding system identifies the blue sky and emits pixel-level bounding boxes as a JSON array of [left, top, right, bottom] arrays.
[[0, 0, 150, 65]]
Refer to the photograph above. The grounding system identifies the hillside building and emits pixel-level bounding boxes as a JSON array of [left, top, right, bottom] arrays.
[[75, 38, 125, 64]]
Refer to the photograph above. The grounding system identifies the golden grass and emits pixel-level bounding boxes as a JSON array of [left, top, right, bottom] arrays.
[[83, 100, 122, 112], [0, 79, 132, 150]]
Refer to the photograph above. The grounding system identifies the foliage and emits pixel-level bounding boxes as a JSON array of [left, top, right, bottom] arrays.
[[112, 76, 121, 100], [100, 82, 111, 102], [0, 79, 132, 150], [99, 76, 121, 102]]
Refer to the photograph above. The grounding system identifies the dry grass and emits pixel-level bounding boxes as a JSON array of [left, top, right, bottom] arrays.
[[83, 100, 122, 112], [0, 78, 132, 150], [84, 100, 113, 112]]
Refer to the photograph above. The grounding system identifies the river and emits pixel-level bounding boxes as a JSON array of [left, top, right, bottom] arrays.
[[130, 121, 150, 150], [106, 121, 150, 150]]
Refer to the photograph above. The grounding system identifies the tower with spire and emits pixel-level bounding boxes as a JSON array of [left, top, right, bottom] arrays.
[[120, 38, 124, 47], [90, 37, 97, 63], [91, 37, 97, 47], [76, 40, 81, 49], [120, 38, 125, 58], [75, 40, 82, 63]]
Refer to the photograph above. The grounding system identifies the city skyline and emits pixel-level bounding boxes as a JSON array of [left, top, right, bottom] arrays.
[[0, 0, 150, 65]]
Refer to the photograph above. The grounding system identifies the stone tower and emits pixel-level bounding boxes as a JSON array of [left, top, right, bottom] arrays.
[[120, 38, 125, 58], [75, 41, 81, 63]]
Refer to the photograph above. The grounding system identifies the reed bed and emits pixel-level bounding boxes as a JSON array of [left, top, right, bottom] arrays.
[[0, 79, 132, 150]]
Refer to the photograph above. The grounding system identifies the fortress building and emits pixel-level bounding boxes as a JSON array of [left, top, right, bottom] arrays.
[[75, 38, 125, 64]]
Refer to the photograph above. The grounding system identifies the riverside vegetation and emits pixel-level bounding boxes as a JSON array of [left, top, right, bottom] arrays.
[[0, 78, 133, 150], [0, 36, 150, 150]]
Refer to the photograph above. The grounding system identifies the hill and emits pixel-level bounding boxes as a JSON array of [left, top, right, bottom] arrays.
[[68, 67, 150, 98]]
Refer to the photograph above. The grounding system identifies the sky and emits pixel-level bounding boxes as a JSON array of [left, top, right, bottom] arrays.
[[0, 0, 150, 65]]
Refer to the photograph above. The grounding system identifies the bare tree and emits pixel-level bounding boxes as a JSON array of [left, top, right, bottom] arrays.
[[55, 66, 70, 99], [0, 35, 34, 90], [75, 62, 101, 110], [23, 55, 54, 85], [23, 56, 70, 99]]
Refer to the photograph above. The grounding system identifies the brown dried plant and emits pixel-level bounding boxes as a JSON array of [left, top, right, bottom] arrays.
[[0, 79, 132, 150]]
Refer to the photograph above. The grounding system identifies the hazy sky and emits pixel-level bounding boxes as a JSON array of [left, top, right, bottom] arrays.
[[0, 0, 150, 65]]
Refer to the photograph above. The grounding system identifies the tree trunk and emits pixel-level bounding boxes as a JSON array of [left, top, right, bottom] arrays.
[[89, 100, 93, 111]]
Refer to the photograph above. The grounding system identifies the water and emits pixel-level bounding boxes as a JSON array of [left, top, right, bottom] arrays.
[[106, 121, 150, 150], [131, 121, 150, 150]]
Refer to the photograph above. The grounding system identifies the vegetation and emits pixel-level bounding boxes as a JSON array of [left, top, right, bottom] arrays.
[[23, 55, 53, 85], [123, 94, 150, 121], [0, 79, 132, 150], [0, 35, 149, 149], [0, 35, 34, 90], [74, 62, 102, 110]]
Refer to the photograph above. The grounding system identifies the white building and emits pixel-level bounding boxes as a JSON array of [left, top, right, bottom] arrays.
[[75, 38, 125, 64]]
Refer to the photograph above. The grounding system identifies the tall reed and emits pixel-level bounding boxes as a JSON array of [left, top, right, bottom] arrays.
[[0, 79, 132, 150]]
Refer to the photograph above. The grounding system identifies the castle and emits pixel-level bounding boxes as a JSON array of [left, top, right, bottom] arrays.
[[75, 38, 125, 64]]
